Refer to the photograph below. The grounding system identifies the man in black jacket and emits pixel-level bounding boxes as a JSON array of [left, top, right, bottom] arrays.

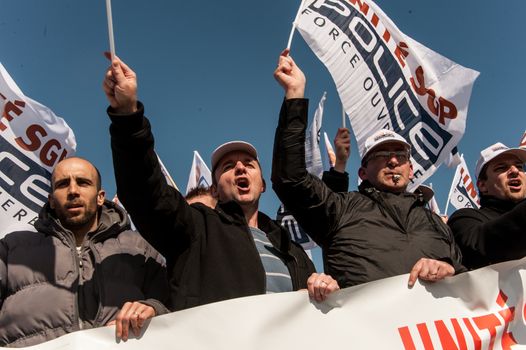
[[102, 55, 328, 311], [272, 50, 465, 289], [448, 142, 526, 269]]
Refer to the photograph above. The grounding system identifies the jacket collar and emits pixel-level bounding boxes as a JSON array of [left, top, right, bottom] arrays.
[[215, 200, 290, 254], [480, 195, 522, 213], [35, 200, 130, 243]]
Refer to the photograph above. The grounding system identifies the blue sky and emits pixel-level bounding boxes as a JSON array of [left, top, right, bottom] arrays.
[[2, 1, 525, 268]]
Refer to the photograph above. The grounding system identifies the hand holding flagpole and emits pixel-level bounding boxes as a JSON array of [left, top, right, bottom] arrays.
[[106, 0, 116, 60]]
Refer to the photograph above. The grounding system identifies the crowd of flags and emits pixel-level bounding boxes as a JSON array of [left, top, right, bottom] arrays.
[[0, 0, 523, 254]]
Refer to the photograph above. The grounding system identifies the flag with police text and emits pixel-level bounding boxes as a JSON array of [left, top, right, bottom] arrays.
[[297, 0, 479, 190], [447, 154, 480, 212], [157, 153, 179, 190], [185, 150, 212, 194], [0, 63, 76, 238]]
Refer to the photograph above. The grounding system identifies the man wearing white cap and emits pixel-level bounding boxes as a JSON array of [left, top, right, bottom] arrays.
[[102, 55, 333, 311], [448, 142, 526, 269], [273, 50, 465, 289]]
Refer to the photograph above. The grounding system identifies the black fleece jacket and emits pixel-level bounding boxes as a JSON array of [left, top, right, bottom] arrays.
[[108, 102, 315, 311]]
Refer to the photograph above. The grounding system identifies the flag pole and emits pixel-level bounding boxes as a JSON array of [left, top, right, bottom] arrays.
[[342, 104, 346, 128], [106, 0, 116, 60], [286, 0, 306, 51]]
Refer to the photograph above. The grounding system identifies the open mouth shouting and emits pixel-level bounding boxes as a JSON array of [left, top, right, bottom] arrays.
[[235, 177, 250, 193], [508, 178, 523, 192]]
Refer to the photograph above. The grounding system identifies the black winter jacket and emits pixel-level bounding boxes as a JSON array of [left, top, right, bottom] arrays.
[[448, 196, 526, 269], [272, 98, 465, 287], [108, 102, 315, 311]]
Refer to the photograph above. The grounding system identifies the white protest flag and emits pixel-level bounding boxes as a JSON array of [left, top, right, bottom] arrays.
[[323, 131, 336, 168], [0, 63, 76, 238], [443, 146, 461, 168], [185, 150, 212, 195], [278, 92, 328, 253], [296, 0, 479, 190], [428, 194, 441, 215], [445, 154, 480, 214], [111, 194, 136, 231], [156, 153, 179, 191], [9, 257, 526, 349], [424, 183, 441, 215], [520, 130, 526, 149], [305, 91, 326, 178]]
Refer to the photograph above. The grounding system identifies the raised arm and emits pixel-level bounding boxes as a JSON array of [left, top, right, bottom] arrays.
[[102, 54, 194, 262], [272, 51, 347, 246]]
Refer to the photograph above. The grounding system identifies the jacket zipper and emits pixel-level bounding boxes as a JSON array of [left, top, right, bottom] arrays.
[[76, 245, 84, 330]]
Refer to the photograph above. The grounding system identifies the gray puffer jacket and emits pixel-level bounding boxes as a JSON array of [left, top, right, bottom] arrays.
[[0, 200, 169, 348]]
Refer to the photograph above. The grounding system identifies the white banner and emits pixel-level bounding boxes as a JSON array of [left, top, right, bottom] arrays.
[[8, 257, 526, 349], [0, 63, 76, 238], [297, 0, 479, 190], [447, 154, 480, 212], [520, 130, 526, 149], [185, 150, 212, 194]]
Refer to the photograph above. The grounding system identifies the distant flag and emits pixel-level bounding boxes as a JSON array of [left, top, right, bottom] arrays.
[[305, 92, 326, 178], [323, 131, 336, 168], [296, 0, 479, 191], [443, 146, 462, 168], [185, 150, 212, 194], [519, 130, 526, 149], [445, 154, 480, 214], [112, 194, 136, 231], [278, 92, 327, 254], [0, 62, 76, 238], [427, 184, 441, 215], [157, 153, 179, 190]]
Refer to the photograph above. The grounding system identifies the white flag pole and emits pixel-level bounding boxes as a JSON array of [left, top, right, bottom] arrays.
[[342, 104, 346, 128], [106, 0, 116, 60], [286, 0, 306, 51]]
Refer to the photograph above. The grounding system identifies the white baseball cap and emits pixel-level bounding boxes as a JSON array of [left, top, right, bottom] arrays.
[[211, 141, 259, 171], [362, 129, 411, 161], [475, 142, 526, 179]]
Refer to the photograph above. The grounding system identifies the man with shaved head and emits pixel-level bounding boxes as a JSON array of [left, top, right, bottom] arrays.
[[0, 157, 169, 347]]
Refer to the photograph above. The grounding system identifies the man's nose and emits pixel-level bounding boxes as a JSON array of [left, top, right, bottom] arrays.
[[387, 154, 399, 167], [234, 161, 246, 173], [67, 182, 80, 196]]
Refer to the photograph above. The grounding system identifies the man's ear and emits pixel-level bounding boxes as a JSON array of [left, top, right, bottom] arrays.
[[48, 194, 55, 210], [408, 161, 414, 180], [97, 190, 106, 206], [261, 178, 266, 193], [477, 179, 487, 195], [210, 184, 220, 199], [358, 167, 367, 181]]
